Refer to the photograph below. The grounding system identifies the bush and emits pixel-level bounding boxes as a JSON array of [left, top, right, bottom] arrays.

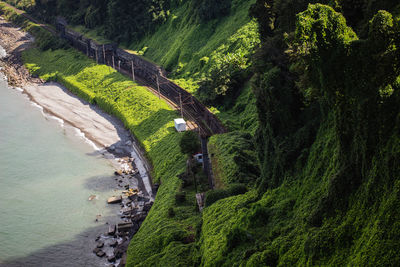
[[205, 184, 247, 207], [175, 191, 186, 204], [225, 225, 248, 252], [204, 189, 229, 207], [167, 207, 175, 218], [179, 131, 200, 155], [227, 183, 247, 196], [198, 53, 248, 104]]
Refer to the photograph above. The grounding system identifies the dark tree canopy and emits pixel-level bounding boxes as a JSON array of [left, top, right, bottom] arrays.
[[179, 131, 200, 155]]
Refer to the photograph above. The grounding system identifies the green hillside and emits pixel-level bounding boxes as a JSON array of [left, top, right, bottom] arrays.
[[2, 0, 400, 266]]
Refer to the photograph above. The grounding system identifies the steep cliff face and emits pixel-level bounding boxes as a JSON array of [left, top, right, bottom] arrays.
[[226, 1, 400, 265], [139, 1, 399, 265]]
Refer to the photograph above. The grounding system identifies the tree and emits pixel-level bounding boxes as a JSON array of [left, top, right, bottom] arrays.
[[291, 4, 400, 224]]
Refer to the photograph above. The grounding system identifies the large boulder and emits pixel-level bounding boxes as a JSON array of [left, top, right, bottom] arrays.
[[107, 196, 122, 204]]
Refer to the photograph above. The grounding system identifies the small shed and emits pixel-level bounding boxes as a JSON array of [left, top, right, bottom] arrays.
[[174, 118, 187, 132]]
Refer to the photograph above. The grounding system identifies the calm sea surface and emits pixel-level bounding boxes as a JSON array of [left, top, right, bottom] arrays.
[[0, 77, 119, 266]]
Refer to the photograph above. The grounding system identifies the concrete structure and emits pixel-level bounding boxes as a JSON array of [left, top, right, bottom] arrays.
[[174, 118, 187, 132]]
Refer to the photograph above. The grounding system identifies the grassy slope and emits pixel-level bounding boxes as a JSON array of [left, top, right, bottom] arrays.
[[52, 0, 261, 192], [21, 48, 200, 266], [1, 1, 261, 265], [4, 1, 399, 266], [200, 112, 400, 266], [62, 0, 261, 191], [208, 81, 259, 188], [131, 0, 256, 77], [122, 0, 261, 263]]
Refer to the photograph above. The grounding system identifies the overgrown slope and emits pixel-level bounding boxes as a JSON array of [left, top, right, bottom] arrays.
[[197, 1, 400, 266], [21, 47, 204, 266], [2, 0, 400, 266]]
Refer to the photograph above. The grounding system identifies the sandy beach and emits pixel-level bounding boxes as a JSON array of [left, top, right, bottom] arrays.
[[0, 15, 156, 266], [0, 16, 152, 195], [25, 82, 130, 151], [0, 12, 156, 200]]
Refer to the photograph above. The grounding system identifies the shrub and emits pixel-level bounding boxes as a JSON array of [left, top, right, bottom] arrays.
[[197, 53, 248, 104], [179, 131, 200, 155], [225, 225, 248, 252], [204, 189, 229, 207], [227, 183, 247, 196], [175, 191, 186, 204], [167, 207, 175, 218]]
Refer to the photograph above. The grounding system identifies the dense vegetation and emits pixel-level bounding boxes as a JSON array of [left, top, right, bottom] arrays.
[[4, 0, 260, 105], [20, 47, 202, 265], [2, 0, 400, 266]]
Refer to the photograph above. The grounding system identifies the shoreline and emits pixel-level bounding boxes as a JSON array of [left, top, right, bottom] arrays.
[[0, 16, 152, 192], [0, 16, 154, 266]]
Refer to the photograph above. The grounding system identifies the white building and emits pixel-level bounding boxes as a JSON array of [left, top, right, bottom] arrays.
[[174, 118, 187, 132]]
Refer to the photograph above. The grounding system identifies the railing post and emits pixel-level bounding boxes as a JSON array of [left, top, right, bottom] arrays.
[[156, 75, 161, 99], [179, 93, 183, 118], [103, 44, 106, 64], [131, 61, 135, 81]]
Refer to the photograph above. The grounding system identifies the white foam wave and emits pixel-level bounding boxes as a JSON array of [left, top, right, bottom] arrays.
[[30, 102, 46, 116], [0, 72, 7, 82], [30, 100, 100, 151], [0, 45, 7, 59], [48, 114, 64, 127], [14, 87, 24, 92], [73, 127, 100, 151]]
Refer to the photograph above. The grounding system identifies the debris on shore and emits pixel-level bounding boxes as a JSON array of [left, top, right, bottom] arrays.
[[93, 154, 154, 267], [107, 195, 123, 204]]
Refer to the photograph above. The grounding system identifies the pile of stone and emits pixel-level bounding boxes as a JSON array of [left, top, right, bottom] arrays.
[[94, 188, 153, 266]]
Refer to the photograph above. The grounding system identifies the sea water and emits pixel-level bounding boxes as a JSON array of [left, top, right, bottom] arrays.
[[0, 78, 119, 266]]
